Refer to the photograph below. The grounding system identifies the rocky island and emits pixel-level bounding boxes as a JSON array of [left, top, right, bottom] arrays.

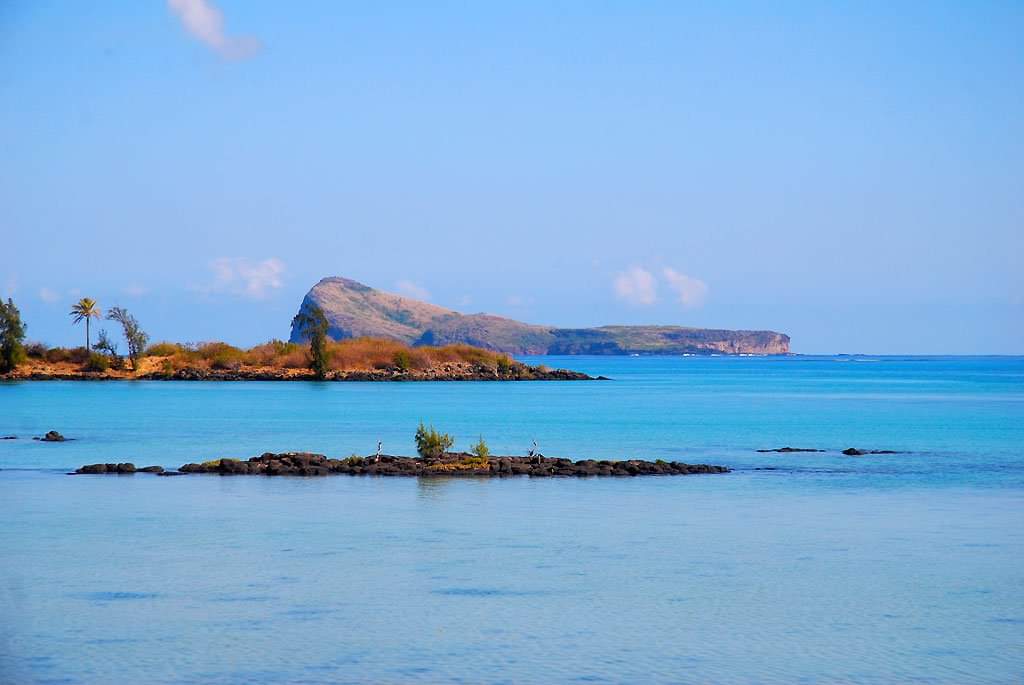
[[75, 452, 730, 478], [291, 276, 790, 355]]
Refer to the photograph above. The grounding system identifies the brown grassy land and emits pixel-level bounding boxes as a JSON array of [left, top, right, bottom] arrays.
[[6, 338, 586, 381]]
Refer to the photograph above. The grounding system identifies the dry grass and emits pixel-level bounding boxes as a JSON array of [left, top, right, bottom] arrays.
[[135, 336, 515, 373]]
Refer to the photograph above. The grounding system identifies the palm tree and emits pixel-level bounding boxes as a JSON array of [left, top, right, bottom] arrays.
[[69, 298, 101, 350]]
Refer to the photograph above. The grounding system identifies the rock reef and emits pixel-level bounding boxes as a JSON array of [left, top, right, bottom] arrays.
[[75, 452, 729, 478]]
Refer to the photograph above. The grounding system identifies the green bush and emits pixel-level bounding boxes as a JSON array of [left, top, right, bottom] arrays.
[[496, 355, 513, 374], [414, 422, 454, 460], [393, 350, 412, 372], [83, 352, 110, 372], [470, 436, 491, 459]]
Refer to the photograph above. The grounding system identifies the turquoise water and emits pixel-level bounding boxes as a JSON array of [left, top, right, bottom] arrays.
[[2, 356, 1023, 683]]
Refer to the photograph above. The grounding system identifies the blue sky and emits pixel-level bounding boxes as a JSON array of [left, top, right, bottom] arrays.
[[1, 1, 1021, 353]]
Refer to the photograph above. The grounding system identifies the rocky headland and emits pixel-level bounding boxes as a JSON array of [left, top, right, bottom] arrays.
[[291, 276, 790, 356]]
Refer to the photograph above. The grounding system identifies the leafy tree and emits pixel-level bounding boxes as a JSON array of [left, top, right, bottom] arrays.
[[470, 435, 491, 459], [0, 298, 27, 373], [92, 329, 123, 369], [69, 297, 101, 351], [106, 306, 149, 371], [291, 304, 330, 379], [414, 422, 454, 460]]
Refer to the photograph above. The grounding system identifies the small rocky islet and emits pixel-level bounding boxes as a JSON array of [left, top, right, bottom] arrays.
[[74, 452, 730, 478]]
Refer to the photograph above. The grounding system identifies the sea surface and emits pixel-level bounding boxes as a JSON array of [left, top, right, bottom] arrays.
[[1, 355, 1022, 684]]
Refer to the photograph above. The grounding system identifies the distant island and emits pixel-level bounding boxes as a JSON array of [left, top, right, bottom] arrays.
[[290, 277, 790, 355]]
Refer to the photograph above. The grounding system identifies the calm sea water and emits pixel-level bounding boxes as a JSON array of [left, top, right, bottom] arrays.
[[2, 355, 1023, 684]]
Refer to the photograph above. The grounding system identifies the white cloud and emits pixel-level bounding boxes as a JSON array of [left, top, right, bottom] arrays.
[[613, 267, 658, 306], [505, 294, 528, 307], [662, 267, 709, 308], [457, 294, 473, 308], [395, 280, 431, 301], [168, 0, 261, 60], [39, 287, 60, 303], [124, 284, 149, 297], [205, 257, 285, 299]]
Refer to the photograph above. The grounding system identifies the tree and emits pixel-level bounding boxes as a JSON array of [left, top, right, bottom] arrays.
[[69, 298, 101, 351], [106, 306, 149, 371], [93, 329, 122, 369], [0, 298, 27, 373], [470, 435, 491, 459], [291, 304, 330, 379], [414, 422, 454, 461]]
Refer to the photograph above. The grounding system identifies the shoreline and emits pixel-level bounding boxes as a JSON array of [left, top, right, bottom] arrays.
[[2, 362, 599, 383]]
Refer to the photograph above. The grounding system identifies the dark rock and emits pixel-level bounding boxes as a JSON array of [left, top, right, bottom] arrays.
[[170, 451, 731, 479], [138, 465, 164, 473], [156, 470, 183, 476], [1, 435, 16, 440], [74, 462, 135, 474], [39, 430, 66, 442], [842, 448, 900, 456], [756, 447, 824, 453]]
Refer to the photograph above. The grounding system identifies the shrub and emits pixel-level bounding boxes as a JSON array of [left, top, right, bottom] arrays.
[[414, 422, 454, 460], [25, 341, 47, 358], [496, 355, 513, 374], [470, 436, 491, 459], [145, 342, 180, 357], [46, 347, 90, 364], [83, 352, 110, 372], [393, 350, 412, 372]]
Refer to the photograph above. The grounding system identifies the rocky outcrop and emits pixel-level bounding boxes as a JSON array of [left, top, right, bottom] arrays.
[[842, 448, 900, 456], [176, 452, 729, 478], [75, 463, 136, 474], [35, 430, 67, 442], [291, 276, 790, 356]]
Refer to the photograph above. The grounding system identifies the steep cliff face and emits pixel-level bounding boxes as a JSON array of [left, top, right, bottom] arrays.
[[290, 277, 790, 355]]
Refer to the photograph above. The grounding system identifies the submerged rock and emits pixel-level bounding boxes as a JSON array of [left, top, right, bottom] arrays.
[[137, 465, 165, 473], [756, 447, 824, 453], [173, 452, 730, 478], [1, 435, 16, 440], [842, 448, 900, 456]]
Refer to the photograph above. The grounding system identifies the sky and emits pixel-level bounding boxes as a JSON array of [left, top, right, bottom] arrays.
[[1, 1, 1022, 354]]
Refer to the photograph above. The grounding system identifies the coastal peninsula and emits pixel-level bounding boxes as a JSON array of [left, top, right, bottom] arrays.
[[2, 338, 594, 381]]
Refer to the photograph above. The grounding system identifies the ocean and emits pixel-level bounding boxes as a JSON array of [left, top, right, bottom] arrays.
[[2, 355, 1022, 684]]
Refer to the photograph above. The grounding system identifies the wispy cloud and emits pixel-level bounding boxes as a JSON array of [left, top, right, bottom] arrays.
[[395, 280, 431, 301], [662, 268, 708, 308], [613, 267, 658, 306], [202, 257, 285, 299], [123, 284, 149, 298], [168, 0, 261, 60], [38, 287, 60, 303]]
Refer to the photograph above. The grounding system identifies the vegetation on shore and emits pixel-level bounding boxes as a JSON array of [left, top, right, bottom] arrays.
[[0, 296, 586, 381]]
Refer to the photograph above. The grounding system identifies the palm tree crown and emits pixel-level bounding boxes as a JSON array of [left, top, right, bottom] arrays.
[[69, 297, 101, 350]]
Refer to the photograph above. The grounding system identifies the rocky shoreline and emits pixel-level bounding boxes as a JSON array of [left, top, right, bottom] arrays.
[[74, 452, 729, 478], [5, 364, 599, 382]]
